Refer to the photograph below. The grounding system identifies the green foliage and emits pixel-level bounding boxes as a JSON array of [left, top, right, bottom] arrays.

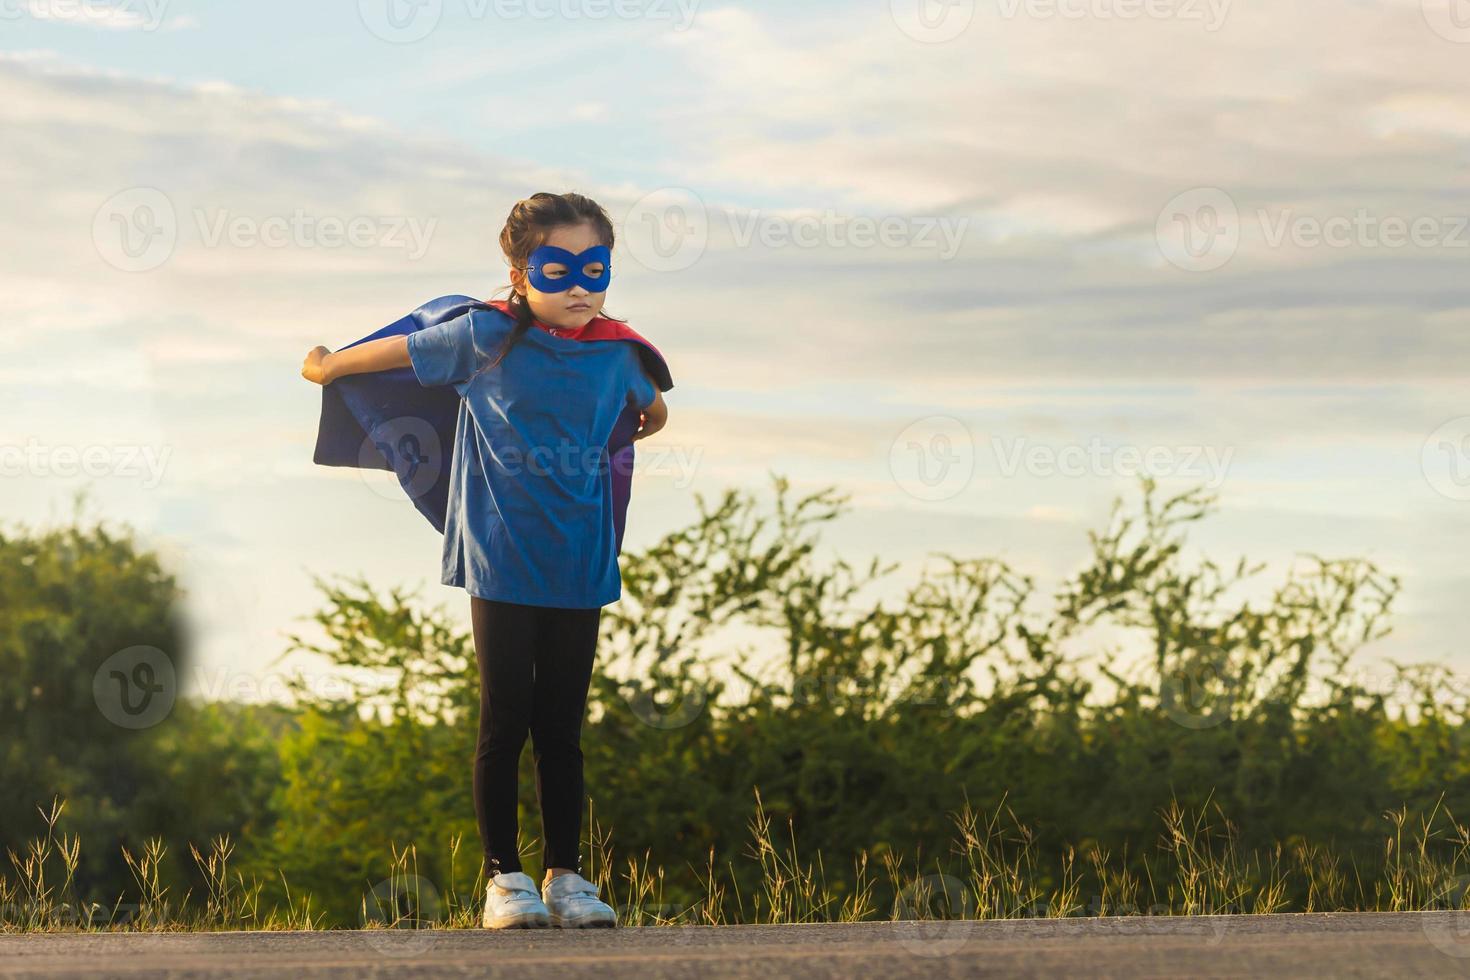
[[239, 474, 1470, 922], [0, 498, 276, 912], [6, 475, 1470, 927]]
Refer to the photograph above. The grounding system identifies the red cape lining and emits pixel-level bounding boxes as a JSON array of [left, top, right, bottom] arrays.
[[484, 299, 666, 362]]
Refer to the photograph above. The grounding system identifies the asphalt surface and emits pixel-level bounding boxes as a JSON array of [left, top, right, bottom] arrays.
[[3, 912, 1470, 978]]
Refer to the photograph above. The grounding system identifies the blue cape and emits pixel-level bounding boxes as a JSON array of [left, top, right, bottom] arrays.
[[312, 295, 673, 554]]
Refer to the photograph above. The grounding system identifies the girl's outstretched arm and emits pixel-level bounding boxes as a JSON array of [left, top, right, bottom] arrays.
[[301, 336, 411, 386]]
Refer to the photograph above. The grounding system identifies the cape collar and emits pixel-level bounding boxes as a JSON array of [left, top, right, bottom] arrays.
[[486, 298, 613, 340], [480, 299, 671, 391]]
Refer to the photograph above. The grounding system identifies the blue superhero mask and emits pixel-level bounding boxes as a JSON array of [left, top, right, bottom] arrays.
[[525, 244, 612, 293]]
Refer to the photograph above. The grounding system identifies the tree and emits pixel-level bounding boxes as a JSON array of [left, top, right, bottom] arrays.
[[0, 499, 279, 915]]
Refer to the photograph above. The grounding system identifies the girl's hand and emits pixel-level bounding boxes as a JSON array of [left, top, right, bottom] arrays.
[[632, 413, 665, 442], [632, 387, 668, 442], [301, 346, 333, 386]]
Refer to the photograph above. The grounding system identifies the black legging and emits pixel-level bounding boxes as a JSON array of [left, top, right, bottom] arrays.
[[470, 596, 601, 879]]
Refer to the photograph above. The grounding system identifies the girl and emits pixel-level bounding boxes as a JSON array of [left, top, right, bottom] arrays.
[[300, 192, 670, 929]]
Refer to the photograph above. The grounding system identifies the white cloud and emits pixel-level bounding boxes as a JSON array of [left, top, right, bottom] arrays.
[[3, 21, 1467, 685], [18, 0, 191, 32], [656, 3, 1469, 223]]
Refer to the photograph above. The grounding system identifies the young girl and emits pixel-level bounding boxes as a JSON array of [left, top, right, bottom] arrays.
[[300, 192, 670, 930]]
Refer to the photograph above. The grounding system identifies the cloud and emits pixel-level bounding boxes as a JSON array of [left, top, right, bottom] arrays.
[[2, 27, 1466, 683], [632, 3, 1470, 382], [659, 4, 1470, 211], [16, 0, 195, 32]]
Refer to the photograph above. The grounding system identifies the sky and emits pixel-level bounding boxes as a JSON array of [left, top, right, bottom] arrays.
[[2, 0, 1468, 709]]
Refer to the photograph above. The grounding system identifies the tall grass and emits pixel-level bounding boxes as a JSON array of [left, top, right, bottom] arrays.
[[2, 798, 322, 933], [6, 790, 1470, 933]]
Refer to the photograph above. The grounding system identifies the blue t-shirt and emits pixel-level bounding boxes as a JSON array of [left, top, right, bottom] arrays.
[[405, 307, 658, 608]]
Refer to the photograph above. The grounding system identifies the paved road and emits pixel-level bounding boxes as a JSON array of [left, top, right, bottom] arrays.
[[3, 912, 1470, 977]]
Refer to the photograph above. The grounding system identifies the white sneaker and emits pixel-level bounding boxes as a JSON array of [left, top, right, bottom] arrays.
[[542, 872, 617, 928], [483, 871, 551, 929]]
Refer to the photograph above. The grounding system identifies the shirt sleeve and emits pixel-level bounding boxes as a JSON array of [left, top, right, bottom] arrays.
[[627, 346, 657, 411], [405, 312, 482, 387]]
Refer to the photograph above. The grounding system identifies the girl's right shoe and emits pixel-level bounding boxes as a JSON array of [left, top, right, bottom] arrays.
[[541, 872, 617, 928], [483, 871, 551, 929]]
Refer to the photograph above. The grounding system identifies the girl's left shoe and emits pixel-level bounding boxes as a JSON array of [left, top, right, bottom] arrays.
[[541, 872, 617, 928]]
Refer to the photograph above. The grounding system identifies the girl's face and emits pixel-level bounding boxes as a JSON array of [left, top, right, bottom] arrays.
[[511, 222, 609, 330]]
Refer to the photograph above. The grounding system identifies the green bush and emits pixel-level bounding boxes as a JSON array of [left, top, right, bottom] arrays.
[[0, 499, 281, 921], [244, 476, 1470, 922], [6, 477, 1469, 928]]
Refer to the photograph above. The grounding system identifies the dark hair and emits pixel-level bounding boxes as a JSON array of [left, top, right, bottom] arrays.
[[485, 191, 626, 371]]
